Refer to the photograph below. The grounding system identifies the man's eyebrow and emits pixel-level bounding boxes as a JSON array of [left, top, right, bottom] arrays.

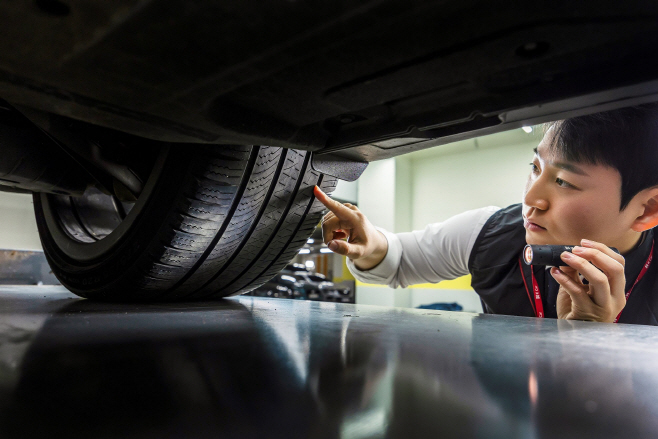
[[532, 147, 589, 176], [554, 161, 589, 176]]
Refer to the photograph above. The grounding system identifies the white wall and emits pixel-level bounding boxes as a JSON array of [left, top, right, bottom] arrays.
[[394, 156, 412, 233], [357, 159, 397, 232], [332, 179, 358, 204], [0, 192, 42, 250], [355, 127, 544, 311], [355, 157, 416, 307], [410, 135, 540, 229]]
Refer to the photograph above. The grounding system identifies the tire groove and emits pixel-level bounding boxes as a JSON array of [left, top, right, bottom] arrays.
[[241, 173, 335, 291], [252, 173, 325, 282], [180, 148, 289, 298], [162, 146, 261, 294], [171, 227, 207, 237], [201, 153, 314, 297]]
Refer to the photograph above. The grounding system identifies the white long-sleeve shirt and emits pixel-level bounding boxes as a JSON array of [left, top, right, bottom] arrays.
[[346, 206, 501, 288]]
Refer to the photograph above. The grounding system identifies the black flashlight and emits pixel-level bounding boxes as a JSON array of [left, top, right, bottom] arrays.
[[523, 244, 619, 266]]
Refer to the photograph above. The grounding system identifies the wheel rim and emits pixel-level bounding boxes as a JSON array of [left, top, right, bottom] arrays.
[[39, 147, 169, 263], [49, 187, 135, 243]]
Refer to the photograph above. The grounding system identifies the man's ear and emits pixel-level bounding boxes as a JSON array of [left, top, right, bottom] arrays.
[[631, 187, 658, 232]]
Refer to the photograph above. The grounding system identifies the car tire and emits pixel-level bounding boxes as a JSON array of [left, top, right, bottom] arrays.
[[33, 144, 336, 301]]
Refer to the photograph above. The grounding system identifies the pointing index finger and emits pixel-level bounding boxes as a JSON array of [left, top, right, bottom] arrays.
[[314, 186, 356, 219]]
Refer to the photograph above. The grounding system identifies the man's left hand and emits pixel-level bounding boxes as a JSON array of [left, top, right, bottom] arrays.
[[551, 239, 626, 322]]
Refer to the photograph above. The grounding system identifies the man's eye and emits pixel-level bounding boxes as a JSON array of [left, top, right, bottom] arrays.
[[529, 163, 539, 173], [555, 178, 573, 188]]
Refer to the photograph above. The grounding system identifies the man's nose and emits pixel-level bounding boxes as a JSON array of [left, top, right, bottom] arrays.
[[523, 177, 549, 210]]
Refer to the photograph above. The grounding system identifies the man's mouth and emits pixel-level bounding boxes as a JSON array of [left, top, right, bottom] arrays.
[[523, 217, 547, 231]]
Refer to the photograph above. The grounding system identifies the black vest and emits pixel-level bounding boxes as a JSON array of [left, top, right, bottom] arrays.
[[468, 204, 658, 325]]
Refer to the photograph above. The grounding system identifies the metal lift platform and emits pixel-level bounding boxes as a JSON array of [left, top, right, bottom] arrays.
[[0, 286, 657, 438]]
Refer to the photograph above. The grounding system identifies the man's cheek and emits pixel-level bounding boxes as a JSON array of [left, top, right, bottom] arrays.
[[545, 208, 577, 242], [561, 209, 598, 241]]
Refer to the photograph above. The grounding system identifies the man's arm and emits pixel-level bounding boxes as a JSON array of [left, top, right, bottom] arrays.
[[314, 185, 499, 288]]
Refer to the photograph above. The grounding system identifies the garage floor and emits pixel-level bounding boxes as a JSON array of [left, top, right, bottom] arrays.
[[1, 286, 657, 438]]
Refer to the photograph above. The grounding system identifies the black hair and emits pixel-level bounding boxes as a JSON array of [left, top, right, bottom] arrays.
[[543, 103, 658, 211]]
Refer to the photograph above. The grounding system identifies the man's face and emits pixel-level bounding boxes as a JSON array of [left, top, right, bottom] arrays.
[[522, 133, 638, 249]]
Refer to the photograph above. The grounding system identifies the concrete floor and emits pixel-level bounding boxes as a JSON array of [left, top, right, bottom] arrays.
[[0, 286, 657, 438]]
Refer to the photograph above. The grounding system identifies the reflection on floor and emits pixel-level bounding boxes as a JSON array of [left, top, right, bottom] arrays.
[[0, 286, 658, 438]]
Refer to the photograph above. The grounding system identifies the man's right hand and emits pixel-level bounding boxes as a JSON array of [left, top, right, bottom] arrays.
[[313, 185, 388, 271]]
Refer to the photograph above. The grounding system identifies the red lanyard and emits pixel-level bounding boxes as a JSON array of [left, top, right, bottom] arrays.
[[518, 259, 545, 318], [519, 241, 654, 322], [615, 241, 654, 323]]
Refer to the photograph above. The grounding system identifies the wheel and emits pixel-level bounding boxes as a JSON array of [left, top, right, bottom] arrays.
[[34, 144, 337, 301]]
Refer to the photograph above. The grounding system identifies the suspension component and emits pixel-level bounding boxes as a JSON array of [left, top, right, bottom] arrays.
[[0, 102, 92, 196]]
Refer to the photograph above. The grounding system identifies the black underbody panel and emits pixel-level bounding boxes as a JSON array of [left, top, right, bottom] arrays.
[[1, 0, 657, 161]]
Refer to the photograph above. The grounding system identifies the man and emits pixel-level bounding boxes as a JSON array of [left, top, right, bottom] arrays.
[[314, 104, 658, 325]]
